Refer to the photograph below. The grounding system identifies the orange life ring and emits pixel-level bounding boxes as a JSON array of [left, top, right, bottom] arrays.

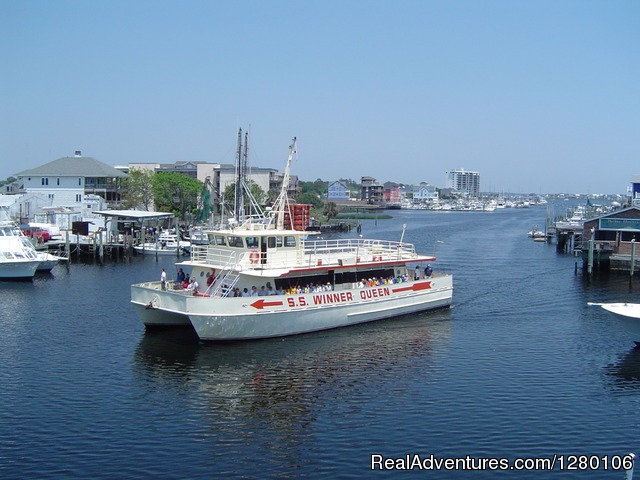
[[249, 250, 259, 264]]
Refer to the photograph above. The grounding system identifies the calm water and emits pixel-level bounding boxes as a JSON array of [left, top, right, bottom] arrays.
[[2, 205, 640, 479]]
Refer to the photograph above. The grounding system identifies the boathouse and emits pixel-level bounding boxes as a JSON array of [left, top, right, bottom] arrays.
[[581, 206, 640, 272]]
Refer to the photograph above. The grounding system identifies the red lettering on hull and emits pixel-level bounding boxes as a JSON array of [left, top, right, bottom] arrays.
[[359, 287, 390, 300], [312, 291, 354, 305]]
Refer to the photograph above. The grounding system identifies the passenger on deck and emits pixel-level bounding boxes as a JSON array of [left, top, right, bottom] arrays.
[[424, 264, 433, 278], [187, 278, 199, 294], [176, 268, 185, 287]]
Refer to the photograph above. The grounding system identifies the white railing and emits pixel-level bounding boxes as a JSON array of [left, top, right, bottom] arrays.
[[187, 238, 422, 271]]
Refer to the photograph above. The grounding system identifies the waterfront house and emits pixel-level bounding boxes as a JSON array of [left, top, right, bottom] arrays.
[[581, 206, 640, 271], [16, 151, 128, 211], [413, 184, 439, 204], [16, 151, 128, 225], [327, 181, 349, 201]]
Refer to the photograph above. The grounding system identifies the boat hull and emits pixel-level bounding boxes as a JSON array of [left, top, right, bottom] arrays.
[[0, 260, 40, 280], [131, 283, 193, 327], [188, 277, 453, 340], [598, 303, 640, 344]]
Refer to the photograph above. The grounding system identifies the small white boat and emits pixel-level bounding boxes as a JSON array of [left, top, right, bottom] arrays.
[[134, 233, 190, 256], [36, 251, 67, 272], [0, 222, 42, 279], [589, 302, 640, 345]]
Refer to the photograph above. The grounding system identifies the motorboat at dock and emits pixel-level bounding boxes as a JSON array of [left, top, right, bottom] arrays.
[[133, 232, 190, 256], [0, 222, 44, 279]]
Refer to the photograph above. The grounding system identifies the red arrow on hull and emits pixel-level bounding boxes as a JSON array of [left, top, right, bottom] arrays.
[[392, 281, 432, 293], [251, 299, 284, 310]]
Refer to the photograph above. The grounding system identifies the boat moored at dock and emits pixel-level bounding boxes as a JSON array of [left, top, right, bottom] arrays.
[[0, 222, 43, 279]]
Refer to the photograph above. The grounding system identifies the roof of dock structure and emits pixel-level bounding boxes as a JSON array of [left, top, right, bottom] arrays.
[[93, 210, 175, 222]]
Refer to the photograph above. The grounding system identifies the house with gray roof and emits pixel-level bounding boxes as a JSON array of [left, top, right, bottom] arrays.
[[16, 151, 128, 214]]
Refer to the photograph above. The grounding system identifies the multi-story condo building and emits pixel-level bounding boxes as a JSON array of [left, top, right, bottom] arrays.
[[445, 168, 480, 196]]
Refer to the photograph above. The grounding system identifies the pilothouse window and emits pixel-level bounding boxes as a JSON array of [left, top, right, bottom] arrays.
[[284, 236, 296, 247], [245, 237, 259, 249], [227, 236, 244, 248]]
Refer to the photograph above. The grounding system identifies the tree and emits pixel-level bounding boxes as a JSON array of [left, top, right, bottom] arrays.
[[221, 181, 266, 217], [120, 168, 155, 210], [323, 201, 338, 221], [151, 172, 202, 221], [0, 176, 17, 188], [296, 191, 323, 209]]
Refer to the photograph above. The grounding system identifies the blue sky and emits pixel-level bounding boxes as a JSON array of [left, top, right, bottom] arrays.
[[1, 0, 638, 194]]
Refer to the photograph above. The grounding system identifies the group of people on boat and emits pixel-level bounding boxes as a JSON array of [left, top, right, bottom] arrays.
[[414, 264, 433, 280], [171, 268, 199, 293]]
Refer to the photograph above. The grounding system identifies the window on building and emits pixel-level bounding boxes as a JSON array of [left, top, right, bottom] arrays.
[[76, 194, 82, 202]]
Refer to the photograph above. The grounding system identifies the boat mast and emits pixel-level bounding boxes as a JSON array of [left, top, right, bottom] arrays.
[[273, 137, 297, 230], [234, 128, 243, 224], [241, 130, 249, 221]]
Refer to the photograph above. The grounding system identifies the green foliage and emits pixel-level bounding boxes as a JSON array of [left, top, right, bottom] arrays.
[[151, 172, 202, 221], [0, 176, 17, 187], [296, 191, 323, 209], [322, 201, 338, 221], [120, 168, 155, 210], [299, 179, 328, 197]]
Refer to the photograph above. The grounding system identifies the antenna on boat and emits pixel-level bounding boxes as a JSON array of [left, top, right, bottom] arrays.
[[400, 223, 406, 244], [272, 137, 297, 230]]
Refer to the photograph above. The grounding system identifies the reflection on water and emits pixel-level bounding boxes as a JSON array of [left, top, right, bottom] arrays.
[[134, 310, 452, 451], [605, 347, 640, 393]]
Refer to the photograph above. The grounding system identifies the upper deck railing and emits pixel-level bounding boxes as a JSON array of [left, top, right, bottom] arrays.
[[188, 238, 426, 271]]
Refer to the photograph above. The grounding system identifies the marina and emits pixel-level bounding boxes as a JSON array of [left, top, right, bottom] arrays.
[[2, 205, 640, 479]]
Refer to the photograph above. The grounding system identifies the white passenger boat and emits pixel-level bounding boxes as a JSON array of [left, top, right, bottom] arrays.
[[0, 222, 42, 279], [133, 233, 190, 256], [130, 137, 453, 339], [590, 302, 640, 345]]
